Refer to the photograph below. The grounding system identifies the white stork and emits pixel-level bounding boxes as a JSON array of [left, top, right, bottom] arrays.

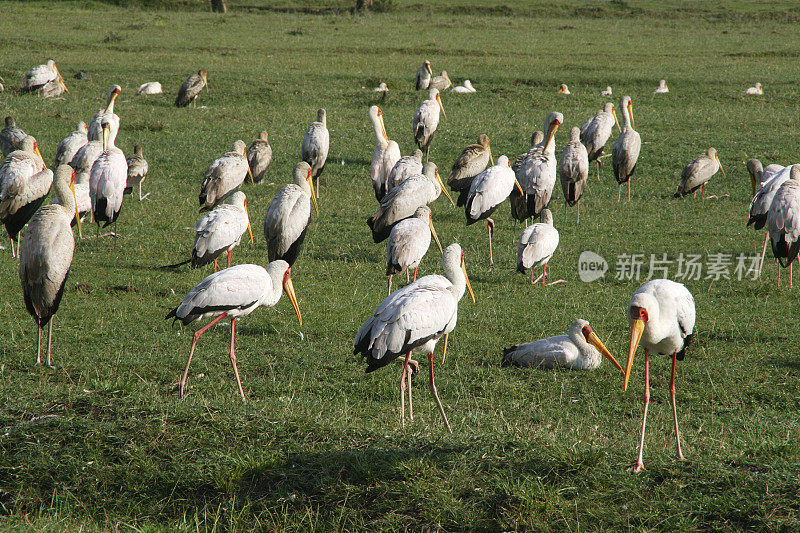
[[559, 126, 589, 223], [21, 60, 67, 94], [0, 136, 48, 257], [136, 82, 163, 95], [515, 112, 563, 221], [744, 82, 763, 95], [412, 88, 446, 162], [167, 260, 302, 402], [464, 155, 523, 264], [247, 131, 273, 183], [387, 149, 423, 194], [675, 148, 725, 199], [354, 243, 475, 432], [624, 278, 695, 472], [55, 122, 88, 167], [264, 161, 318, 267], [653, 80, 669, 94], [199, 140, 251, 211], [175, 69, 208, 107], [19, 165, 79, 366], [503, 319, 621, 371], [369, 106, 401, 201], [428, 71, 452, 91], [415, 60, 432, 90], [557, 84, 570, 95], [510, 130, 543, 225], [386, 205, 442, 294], [89, 121, 127, 237], [600, 86, 613, 96], [612, 95, 641, 201], [367, 162, 453, 243], [580, 102, 619, 181], [447, 134, 493, 207], [747, 160, 788, 277], [191, 191, 253, 270], [125, 145, 149, 201], [766, 165, 800, 287], [1, 116, 28, 157], [516, 208, 562, 285], [301, 108, 329, 199], [451, 80, 476, 93], [88, 85, 122, 142]]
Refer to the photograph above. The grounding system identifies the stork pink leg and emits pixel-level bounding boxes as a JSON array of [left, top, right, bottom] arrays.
[[628, 180, 631, 202], [633, 348, 650, 473], [542, 263, 547, 286], [757, 232, 769, 278], [229, 318, 246, 402], [227, 250, 231, 269], [413, 267, 418, 281], [46, 318, 53, 367], [214, 258, 218, 272], [387, 274, 393, 296], [487, 218, 495, 265], [407, 363, 414, 421], [180, 312, 228, 399], [36, 324, 42, 365], [670, 350, 685, 460], [400, 351, 412, 427], [428, 352, 452, 433]]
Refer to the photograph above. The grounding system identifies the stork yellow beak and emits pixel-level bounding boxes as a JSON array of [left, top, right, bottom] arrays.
[[34, 145, 47, 169], [307, 171, 319, 214], [462, 259, 475, 303], [245, 148, 254, 184], [441, 332, 449, 364], [379, 112, 389, 142], [717, 156, 725, 178], [69, 175, 82, 238], [244, 204, 254, 244], [435, 169, 455, 208], [624, 319, 646, 391], [429, 217, 442, 253], [613, 108, 621, 133], [628, 103, 635, 131], [586, 329, 622, 372], [514, 178, 524, 196], [436, 93, 446, 120], [283, 274, 302, 326]]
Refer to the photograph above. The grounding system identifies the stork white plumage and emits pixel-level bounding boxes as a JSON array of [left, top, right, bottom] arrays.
[[624, 278, 695, 472], [766, 165, 800, 287], [516, 208, 562, 285], [510, 130, 543, 224], [580, 102, 619, 181], [247, 131, 273, 183], [55, 122, 88, 167], [367, 161, 453, 243], [515, 112, 563, 221], [612, 95, 641, 201], [744, 82, 763, 95], [192, 191, 253, 270], [428, 71, 452, 91], [451, 80, 476, 93], [167, 261, 303, 402], [21, 60, 67, 94], [415, 60, 432, 91], [653, 79, 669, 94], [89, 121, 127, 237], [369, 106, 401, 201], [386, 205, 442, 294], [354, 243, 475, 432], [675, 148, 725, 199], [264, 161, 318, 267], [747, 160, 788, 278], [559, 127, 589, 223], [600, 86, 613, 96], [136, 82, 162, 95], [557, 84, 570, 95], [503, 319, 621, 371], [125, 145, 149, 201], [69, 134, 105, 235], [88, 85, 122, 142], [373, 82, 388, 93], [412, 88, 446, 162], [19, 165, 79, 366], [199, 140, 251, 211], [464, 155, 522, 264], [301, 108, 329, 199], [448, 134, 493, 208], [387, 149, 423, 194]]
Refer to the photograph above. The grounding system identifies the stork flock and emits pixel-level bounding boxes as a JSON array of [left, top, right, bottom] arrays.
[[0, 57, 793, 473]]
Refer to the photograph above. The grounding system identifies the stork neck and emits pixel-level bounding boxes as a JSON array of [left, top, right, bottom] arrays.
[[54, 175, 76, 217], [621, 106, 632, 131], [264, 264, 286, 307], [443, 260, 466, 301], [371, 114, 388, 148]]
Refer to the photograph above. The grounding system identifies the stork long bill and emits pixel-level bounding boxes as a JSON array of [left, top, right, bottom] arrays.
[[489, 149, 494, 166], [70, 171, 82, 237], [429, 217, 442, 253], [462, 259, 475, 303], [379, 112, 389, 142], [586, 329, 622, 372], [34, 144, 47, 170], [624, 319, 646, 391], [436, 93, 447, 120], [307, 170, 319, 214], [283, 273, 303, 326], [717, 156, 726, 178], [514, 178, 524, 196], [628, 102, 635, 131], [245, 148, 254, 184], [244, 203, 254, 244], [613, 107, 621, 133], [435, 169, 455, 207]]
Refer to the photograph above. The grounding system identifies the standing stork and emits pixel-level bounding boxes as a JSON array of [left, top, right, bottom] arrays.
[[369, 106, 401, 201], [367, 162, 453, 243], [464, 155, 523, 264], [167, 260, 303, 402], [55, 122, 88, 167], [387, 149, 423, 194], [191, 191, 253, 270], [175, 69, 208, 107], [21, 60, 67, 94], [766, 165, 800, 287], [515, 112, 563, 222], [0, 136, 48, 257], [1, 117, 27, 157], [88, 85, 122, 141], [354, 243, 475, 432], [675, 148, 725, 199], [89, 121, 127, 238], [125, 145, 149, 201], [503, 319, 621, 371], [612, 96, 641, 201], [510, 130, 543, 225], [516, 208, 562, 285], [412, 88, 446, 162], [447, 134, 493, 207], [580, 102, 619, 181], [624, 279, 695, 472], [19, 165, 79, 367], [386, 205, 442, 294], [199, 140, 251, 211], [264, 161, 318, 267], [301, 108, 329, 199], [247, 131, 273, 183], [415, 60, 432, 90], [559, 127, 589, 223], [748, 161, 788, 278], [746, 159, 784, 197]]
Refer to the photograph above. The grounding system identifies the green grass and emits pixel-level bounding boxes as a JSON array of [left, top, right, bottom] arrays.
[[1, 0, 799, 530]]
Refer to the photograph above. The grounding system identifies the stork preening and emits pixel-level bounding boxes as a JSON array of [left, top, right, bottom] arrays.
[[301, 108, 329, 199], [510, 130, 543, 225], [167, 261, 302, 402], [354, 243, 475, 432], [175, 69, 208, 107], [55, 122, 88, 167], [247, 131, 273, 183], [415, 60, 432, 91], [125, 145, 149, 201], [386, 205, 442, 294], [369, 106, 401, 202], [19, 165, 79, 366], [264, 161, 318, 266], [624, 279, 695, 472], [503, 319, 621, 371], [675, 148, 725, 199], [89, 121, 127, 238], [559, 127, 589, 223], [1, 117, 27, 157], [516, 208, 562, 285], [580, 102, 619, 181], [199, 140, 251, 211], [191, 191, 253, 270], [88, 85, 121, 141], [464, 155, 522, 264], [387, 149, 423, 194], [0, 136, 48, 257], [766, 165, 800, 287], [515, 112, 563, 222], [447, 134, 492, 207], [412, 88, 446, 162], [612, 96, 641, 201]]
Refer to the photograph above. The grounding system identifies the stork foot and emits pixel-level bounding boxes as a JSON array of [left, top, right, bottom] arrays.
[[547, 279, 567, 285], [704, 194, 729, 200], [532, 273, 545, 285], [629, 462, 646, 473]]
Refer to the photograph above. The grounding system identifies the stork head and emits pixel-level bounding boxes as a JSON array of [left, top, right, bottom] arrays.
[[424, 60, 432, 75], [77, 121, 88, 134], [258, 131, 269, 143], [573, 320, 623, 372], [281, 265, 303, 326], [232, 139, 247, 156], [623, 293, 658, 391], [746, 159, 763, 196]]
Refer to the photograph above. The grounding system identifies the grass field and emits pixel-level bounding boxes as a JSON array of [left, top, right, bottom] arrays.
[[1, 0, 799, 530]]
